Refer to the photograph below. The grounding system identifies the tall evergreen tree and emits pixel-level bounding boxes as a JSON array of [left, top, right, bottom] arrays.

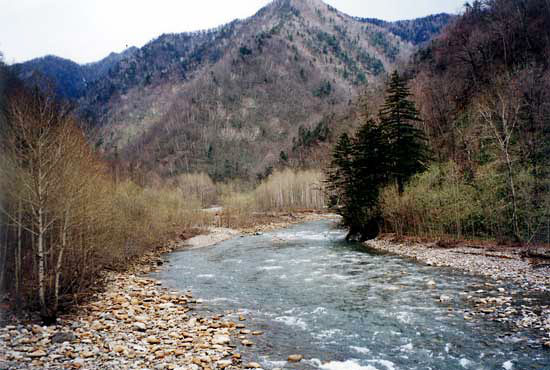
[[326, 72, 429, 241], [379, 71, 429, 194]]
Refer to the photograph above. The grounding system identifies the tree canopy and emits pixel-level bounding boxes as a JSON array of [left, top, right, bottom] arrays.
[[326, 72, 429, 241]]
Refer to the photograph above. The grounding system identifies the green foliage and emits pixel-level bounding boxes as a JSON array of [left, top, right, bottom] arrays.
[[326, 73, 428, 241], [358, 13, 453, 45], [369, 31, 399, 61], [293, 120, 331, 150], [358, 51, 385, 76], [379, 71, 430, 194], [239, 46, 253, 57], [314, 80, 332, 97], [279, 150, 289, 163], [381, 161, 550, 243]]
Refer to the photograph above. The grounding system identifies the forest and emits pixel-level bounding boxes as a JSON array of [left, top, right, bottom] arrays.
[[0, 0, 548, 322]]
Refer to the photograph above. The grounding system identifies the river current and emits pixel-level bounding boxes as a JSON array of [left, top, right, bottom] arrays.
[[152, 220, 549, 369]]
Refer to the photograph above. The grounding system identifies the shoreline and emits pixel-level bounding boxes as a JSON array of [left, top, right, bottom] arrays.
[[0, 239, 248, 369], [0, 211, 335, 369], [365, 237, 550, 347], [2, 214, 548, 368]]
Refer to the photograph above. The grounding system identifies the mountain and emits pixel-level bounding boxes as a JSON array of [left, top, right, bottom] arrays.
[[357, 13, 454, 45], [12, 0, 453, 180], [11, 48, 137, 100]]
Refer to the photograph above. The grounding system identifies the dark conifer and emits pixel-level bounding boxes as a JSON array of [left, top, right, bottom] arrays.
[[326, 72, 429, 241], [379, 71, 429, 194]]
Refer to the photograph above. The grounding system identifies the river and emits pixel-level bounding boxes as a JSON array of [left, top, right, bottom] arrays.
[[151, 220, 549, 369]]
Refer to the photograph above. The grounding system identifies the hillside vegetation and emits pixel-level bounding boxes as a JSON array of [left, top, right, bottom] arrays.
[[13, 0, 452, 182], [382, 0, 550, 243]]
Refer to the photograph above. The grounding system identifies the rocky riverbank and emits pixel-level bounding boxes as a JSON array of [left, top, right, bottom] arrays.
[[0, 272, 262, 369], [0, 212, 333, 370], [365, 238, 550, 348]]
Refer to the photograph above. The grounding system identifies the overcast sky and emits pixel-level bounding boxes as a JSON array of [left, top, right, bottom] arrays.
[[0, 0, 465, 65]]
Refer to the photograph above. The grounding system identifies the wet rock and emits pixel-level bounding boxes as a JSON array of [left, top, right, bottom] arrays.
[[241, 339, 254, 346], [251, 331, 263, 336], [288, 354, 304, 362], [439, 295, 451, 302], [51, 332, 76, 344], [212, 335, 230, 345]]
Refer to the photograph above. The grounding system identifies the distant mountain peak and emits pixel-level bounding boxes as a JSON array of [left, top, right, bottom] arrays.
[[11, 2, 453, 179]]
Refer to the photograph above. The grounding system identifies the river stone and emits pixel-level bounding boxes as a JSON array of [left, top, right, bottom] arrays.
[[113, 296, 127, 304], [288, 354, 304, 362], [241, 339, 254, 346], [145, 336, 161, 344], [439, 295, 451, 302], [217, 359, 232, 368], [245, 362, 262, 368], [51, 332, 76, 344], [28, 349, 46, 358], [31, 326, 43, 335], [81, 351, 94, 358], [192, 357, 202, 365], [212, 335, 230, 345], [90, 321, 104, 330], [133, 322, 147, 331]]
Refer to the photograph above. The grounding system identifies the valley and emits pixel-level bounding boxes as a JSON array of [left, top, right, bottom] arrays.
[[0, 0, 549, 369]]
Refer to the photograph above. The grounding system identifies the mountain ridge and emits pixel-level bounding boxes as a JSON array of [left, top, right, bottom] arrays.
[[11, 0, 453, 180]]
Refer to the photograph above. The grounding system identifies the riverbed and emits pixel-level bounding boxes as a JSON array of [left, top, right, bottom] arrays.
[[153, 220, 550, 369]]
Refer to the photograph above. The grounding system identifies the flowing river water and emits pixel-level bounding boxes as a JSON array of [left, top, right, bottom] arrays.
[[152, 220, 549, 370]]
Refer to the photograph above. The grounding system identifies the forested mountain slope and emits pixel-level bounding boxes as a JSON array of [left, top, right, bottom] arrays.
[[11, 48, 138, 100], [12, 0, 451, 180]]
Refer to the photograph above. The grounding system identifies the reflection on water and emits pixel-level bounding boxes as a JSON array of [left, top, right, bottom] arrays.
[[152, 220, 549, 370]]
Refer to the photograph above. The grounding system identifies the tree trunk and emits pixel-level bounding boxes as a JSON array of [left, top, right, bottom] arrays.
[[504, 148, 521, 241], [15, 201, 22, 312], [0, 223, 7, 295], [37, 203, 47, 319], [53, 213, 67, 315]]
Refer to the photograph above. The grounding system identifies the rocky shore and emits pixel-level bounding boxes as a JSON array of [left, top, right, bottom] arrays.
[[0, 212, 332, 370], [0, 272, 260, 369], [0, 233, 236, 370], [366, 238, 550, 348]]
